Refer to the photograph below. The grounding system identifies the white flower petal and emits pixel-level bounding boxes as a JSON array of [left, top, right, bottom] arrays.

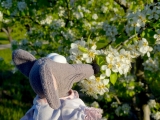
[[106, 68, 111, 77]]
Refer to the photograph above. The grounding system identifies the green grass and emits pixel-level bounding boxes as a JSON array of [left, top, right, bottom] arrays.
[[0, 32, 9, 45], [0, 99, 30, 120], [0, 40, 9, 44], [0, 48, 12, 64]]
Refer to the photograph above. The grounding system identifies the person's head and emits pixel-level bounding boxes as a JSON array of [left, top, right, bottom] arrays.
[[46, 53, 67, 63], [12, 49, 99, 109]]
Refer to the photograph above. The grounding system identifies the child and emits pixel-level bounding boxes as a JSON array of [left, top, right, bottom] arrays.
[[12, 49, 102, 120]]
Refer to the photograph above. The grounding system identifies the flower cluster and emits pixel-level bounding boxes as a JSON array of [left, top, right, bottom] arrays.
[[50, 19, 65, 30], [102, 22, 118, 41], [142, 57, 159, 72], [73, 5, 91, 20], [1, 0, 12, 9], [69, 38, 98, 63], [115, 103, 131, 117], [118, 75, 136, 91], [125, 11, 146, 34], [148, 99, 160, 120], [154, 29, 160, 44], [127, 38, 153, 57], [101, 47, 132, 76], [69, 37, 153, 97], [125, 3, 160, 35], [61, 30, 75, 41], [79, 75, 109, 99], [17, 1, 27, 11], [40, 16, 53, 25]]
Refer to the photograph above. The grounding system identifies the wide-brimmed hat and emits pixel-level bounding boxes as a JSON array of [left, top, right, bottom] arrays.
[[12, 49, 95, 109]]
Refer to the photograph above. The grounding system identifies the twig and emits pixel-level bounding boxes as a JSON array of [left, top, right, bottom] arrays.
[[114, 0, 129, 12], [117, 33, 137, 50], [2, 27, 12, 42], [114, 95, 121, 104], [64, 0, 71, 27]]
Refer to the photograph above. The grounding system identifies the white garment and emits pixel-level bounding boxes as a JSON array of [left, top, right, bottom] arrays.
[[21, 91, 86, 120], [20, 90, 102, 120]]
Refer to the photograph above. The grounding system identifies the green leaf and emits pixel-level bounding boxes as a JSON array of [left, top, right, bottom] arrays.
[[78, 46, 88, 53], [110, 73, 118, 85], [141, 28, 156, 44], [95, 55, 106, 66], [6, 10, 10, 15], [96, 39, 109, 49]]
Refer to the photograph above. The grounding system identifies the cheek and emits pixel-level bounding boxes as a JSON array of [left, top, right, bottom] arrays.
[[52, 74, 58, 90]]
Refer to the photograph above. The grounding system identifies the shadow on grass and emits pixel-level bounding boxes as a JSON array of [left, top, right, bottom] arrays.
[[0, 59, 35, 120], [0, 99, 30, 120], [0, 32, 9, 44]]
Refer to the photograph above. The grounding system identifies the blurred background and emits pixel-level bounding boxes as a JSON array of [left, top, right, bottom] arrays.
[[0, 31, 35, 120], [1, 0, 160, 120]]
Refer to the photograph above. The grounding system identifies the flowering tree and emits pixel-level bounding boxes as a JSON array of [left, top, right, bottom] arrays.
[[1, 0, 160, 119]]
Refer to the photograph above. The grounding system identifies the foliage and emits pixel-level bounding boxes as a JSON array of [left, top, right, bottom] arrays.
[[0, 48, 11, 63], [1, 0, 160, 119], [0, 57, 35, 119]]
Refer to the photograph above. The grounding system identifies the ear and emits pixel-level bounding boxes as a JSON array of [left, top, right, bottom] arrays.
[[12, 49, 36, 77], [39, 62, 61, 109]]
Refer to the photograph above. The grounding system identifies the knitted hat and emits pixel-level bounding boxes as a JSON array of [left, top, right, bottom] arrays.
[[12, 49, 96, 109], [46, 53, 67, 63]]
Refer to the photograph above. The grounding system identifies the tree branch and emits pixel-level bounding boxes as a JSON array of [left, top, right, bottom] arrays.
[[2, 27, 12, 42], [114, 95, 121, 104], [114, 0, 129, 12], [142, 104, 150, 120]]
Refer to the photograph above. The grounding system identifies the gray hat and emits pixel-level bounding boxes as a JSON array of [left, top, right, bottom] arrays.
[[12, 49, 94, 109]]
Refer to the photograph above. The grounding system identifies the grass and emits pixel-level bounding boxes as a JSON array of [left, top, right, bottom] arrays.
[[0, 32, 9, 45], [0, 32, 33, 120], [0, 47, 34, 120], [0, 48, 12, 64], [0, 99, 30, 120]]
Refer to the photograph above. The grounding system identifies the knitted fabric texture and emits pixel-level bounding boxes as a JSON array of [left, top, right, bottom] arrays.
[[12, 49, 94, 109], [12, 49, 36, 77]]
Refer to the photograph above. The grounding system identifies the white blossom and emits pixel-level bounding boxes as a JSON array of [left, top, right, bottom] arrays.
[[101, 5, 108, 13], [127, 39, 153, 57], [126, 11, 146, 34], [101, 47, 132, 76], [154, 45, 160, 52], [73, 12, 84, 19], [142, 57, 159, 71], [17, 1, 27, 11], [138, 38, 153, 57], [121, 104, 131, 115], [148, 99, 157, 108], [147, 6, 160, 20], [102, 23, 118, 41], [40, 16, 53, 25], [154, 29, 160, 44], [58, 7, 65, 17], [115, 104, 131, 116], [50, 19, 65, 29], [69, 39, 86, 63], [82, 48, 97, 63], [80, 74, 109, 98], [152, 112, 160, 120], [1, 0, 12, 9], [92, 14, 98, 20], [61, 29, 75, 41], [111, 102, 118, 108], [33, 41, 42, 47], [115, 106, 121, 116]]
